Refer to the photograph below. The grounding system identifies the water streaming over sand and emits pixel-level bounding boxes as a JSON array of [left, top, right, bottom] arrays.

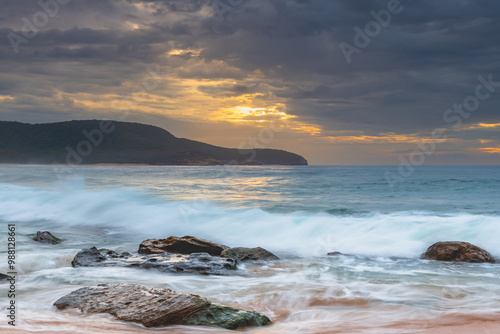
[[0, 165, 499, 333]]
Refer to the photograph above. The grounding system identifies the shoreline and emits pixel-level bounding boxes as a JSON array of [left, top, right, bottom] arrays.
[[3, 313, 500, 333]]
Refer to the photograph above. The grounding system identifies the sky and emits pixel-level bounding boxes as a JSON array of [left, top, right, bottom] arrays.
[[0, 0, 499, 165]]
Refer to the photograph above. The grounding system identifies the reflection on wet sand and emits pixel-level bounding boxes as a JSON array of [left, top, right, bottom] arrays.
[[5, 313, 500, 334]]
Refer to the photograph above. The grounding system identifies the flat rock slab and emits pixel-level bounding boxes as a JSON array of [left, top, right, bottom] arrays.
[[221, 247, 279, 261], [421, 241, 496, 263], [54, 284, 210, 327], [72, 247, 237, 275], [54, 283, 271, 329], [139, 236, 229, 256]]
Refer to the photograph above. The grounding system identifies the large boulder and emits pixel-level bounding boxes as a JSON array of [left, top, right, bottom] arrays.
[[221, 247, 279, 261], [72, 247, 237, 275], [421, 241, 496, 263], [32, 231, 62, 244], [54, 284, 210, 327], [138, 236, 229, 256], [54, 283, 271, 329]]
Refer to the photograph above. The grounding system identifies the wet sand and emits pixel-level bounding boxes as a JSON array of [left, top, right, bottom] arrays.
[[420, 315, 500, 334], [3, 313, 500, 334]]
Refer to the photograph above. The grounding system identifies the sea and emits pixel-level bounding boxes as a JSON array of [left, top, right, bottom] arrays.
[[0, 165, 499, 333]]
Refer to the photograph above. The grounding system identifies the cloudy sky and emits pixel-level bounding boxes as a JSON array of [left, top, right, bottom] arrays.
[[1, 0, 499, 164]]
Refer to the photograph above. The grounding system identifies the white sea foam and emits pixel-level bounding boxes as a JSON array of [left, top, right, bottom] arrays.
[[0, 182, 499, 258]]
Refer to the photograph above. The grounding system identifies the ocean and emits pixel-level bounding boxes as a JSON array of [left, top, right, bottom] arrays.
[[0, 165, 499, 333]]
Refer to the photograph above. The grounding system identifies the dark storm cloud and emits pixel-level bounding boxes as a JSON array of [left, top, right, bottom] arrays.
[[0, 0, 499, 163], [206, 0, 500, 132]]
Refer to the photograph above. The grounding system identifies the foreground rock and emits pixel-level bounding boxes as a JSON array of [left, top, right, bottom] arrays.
[[54, 283, 271, 329], [72, 247, 236, 275], [0, 273, 10, 282], [32, 231, 62, 244], [139, 236, 229, 256], [421, 241, 496, 263], [221, 247, 279, 261]]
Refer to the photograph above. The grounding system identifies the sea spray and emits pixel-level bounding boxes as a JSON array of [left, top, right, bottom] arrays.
[[0, 181, 498, 258]]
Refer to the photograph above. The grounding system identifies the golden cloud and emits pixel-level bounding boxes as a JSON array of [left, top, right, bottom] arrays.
[[477, 147, 500, 154]]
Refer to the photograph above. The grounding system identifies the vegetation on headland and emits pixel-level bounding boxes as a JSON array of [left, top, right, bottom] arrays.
[[0, 120, 308, 166]]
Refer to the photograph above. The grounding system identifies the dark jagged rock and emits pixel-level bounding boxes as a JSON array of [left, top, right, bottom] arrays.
[[421, 241, 496, 263], [99, 249, 119, 257], [327, 252, 344, 256], [221, 247, 279, 261], [32, 231, 62, 244], [0, 120, 308, 165], [54, 283, 271, 329], [0, 273, 10, 282], [72, 247, 237, 275], [71, 247, 106, 267], [138, 236, 229, 256]]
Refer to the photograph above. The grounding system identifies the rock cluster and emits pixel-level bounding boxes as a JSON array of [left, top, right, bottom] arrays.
[[61, 236, 279, 328], [71, 236, 280, 275], [72, 247, 237, 275], [42, 231, 500, 331]]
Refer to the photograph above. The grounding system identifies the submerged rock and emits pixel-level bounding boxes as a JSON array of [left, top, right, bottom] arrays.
[[54, 283, 271, 329], [32, 231, 62, 244], [327, 252, 344, 256], [221, 247, 279, 261], [138, 236, 229, 256], [421, 241, 496, 263], [72, 247, 236, 275]]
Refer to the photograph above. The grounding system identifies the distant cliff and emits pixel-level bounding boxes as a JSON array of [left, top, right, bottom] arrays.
[[0, 120, 308, 166]]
